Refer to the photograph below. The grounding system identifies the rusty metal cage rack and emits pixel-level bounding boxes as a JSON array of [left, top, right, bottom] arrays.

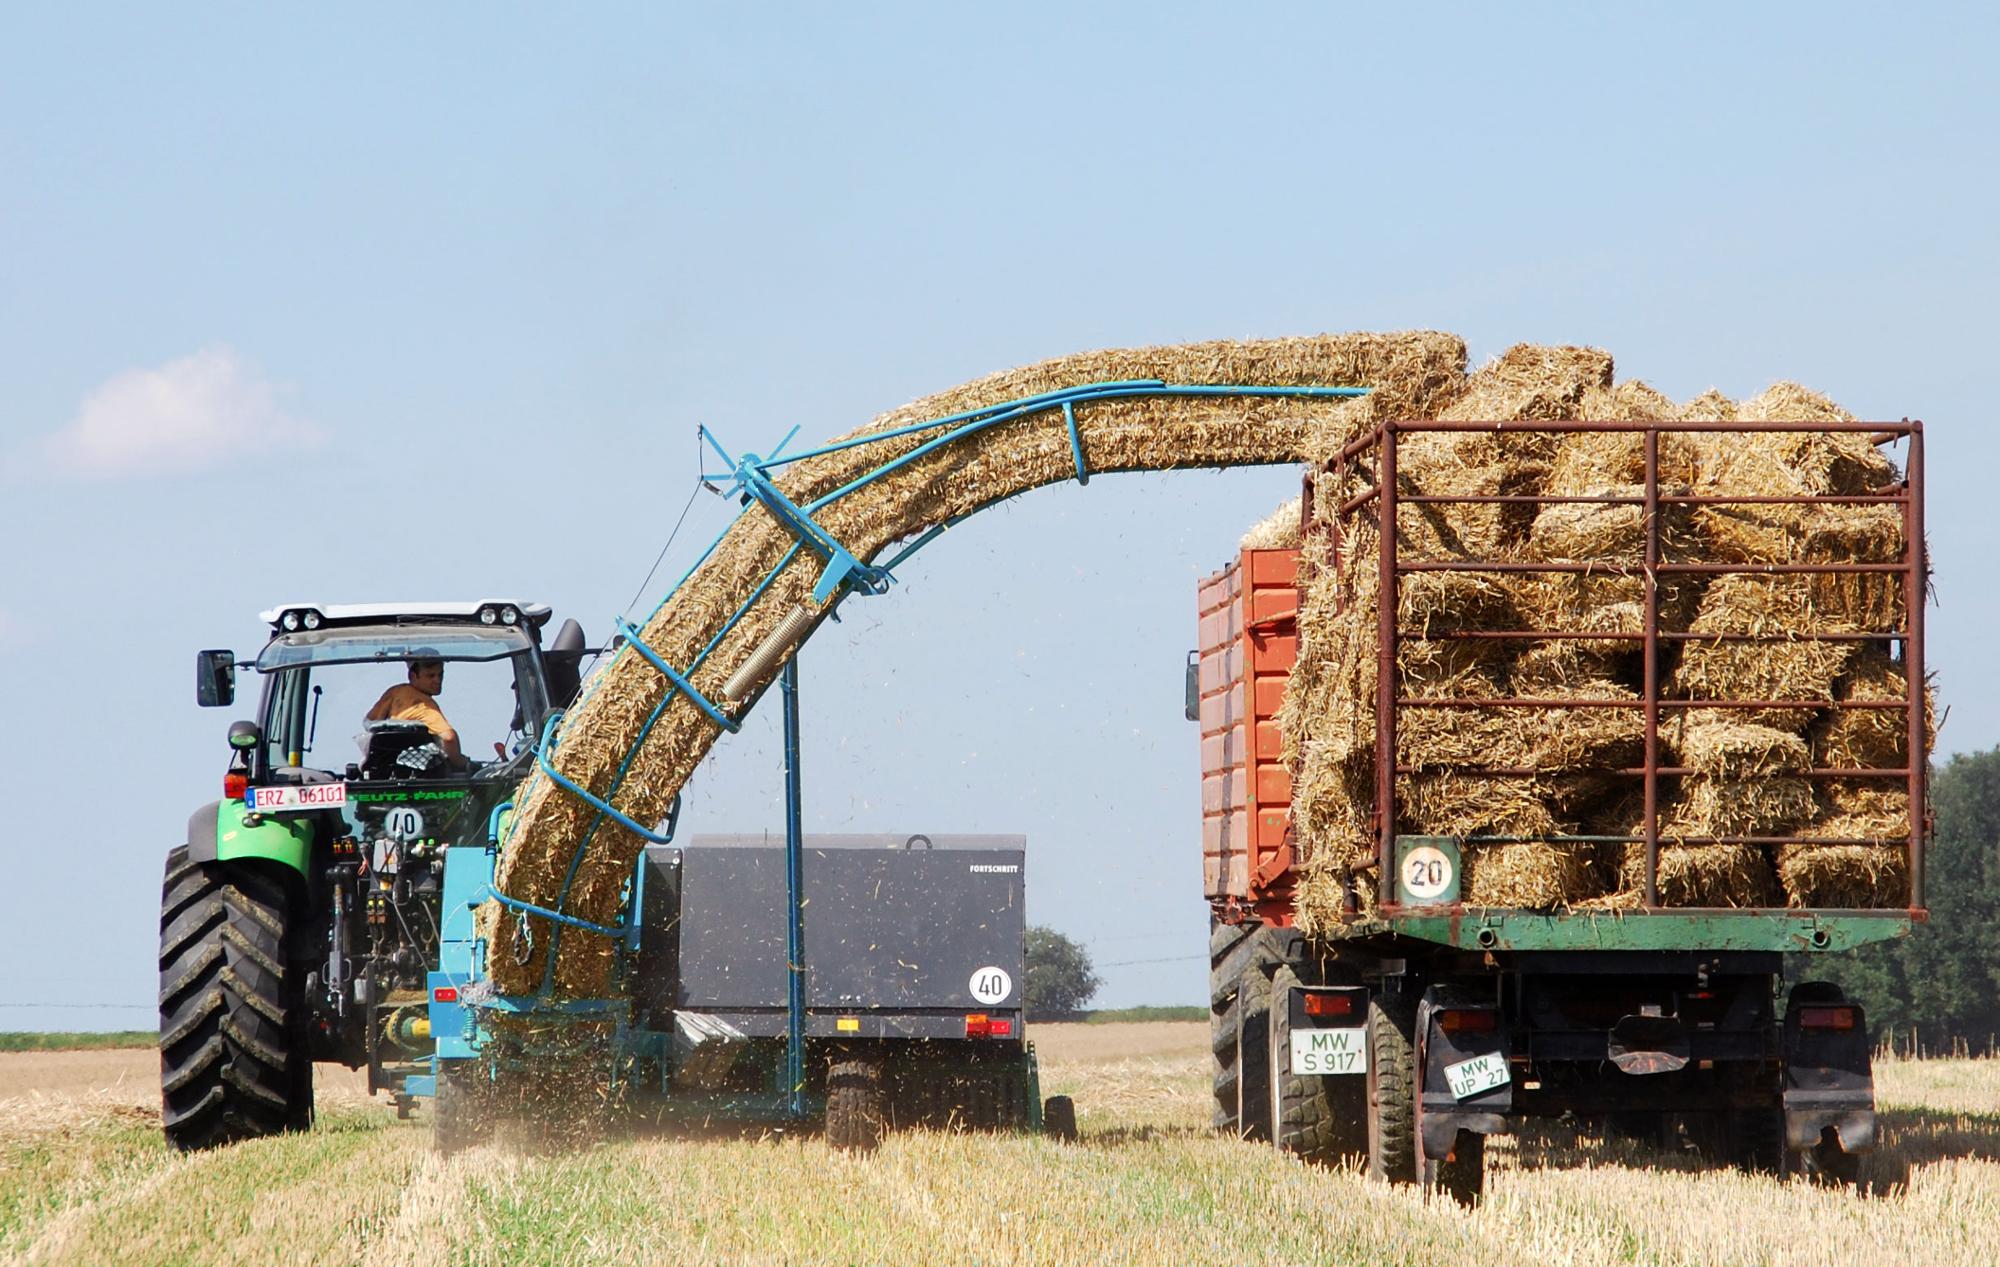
[[1311, 418, 1927, 917]]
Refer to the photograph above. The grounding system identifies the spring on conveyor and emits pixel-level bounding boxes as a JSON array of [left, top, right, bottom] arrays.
[[721, 604, 816, 703]]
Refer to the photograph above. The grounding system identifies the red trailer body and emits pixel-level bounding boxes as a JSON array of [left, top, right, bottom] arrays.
[[1196, 547, 1301, 926]]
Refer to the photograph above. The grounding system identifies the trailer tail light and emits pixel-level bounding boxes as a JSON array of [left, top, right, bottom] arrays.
[[1799, 1006, 1857, 1031], [1302, 991, 1357, 1018], [224, 772, 249, 800], [1439, 1009, 1498, 1034], [432, 987, 459, 1004], [964, 1013, 990, 1038]]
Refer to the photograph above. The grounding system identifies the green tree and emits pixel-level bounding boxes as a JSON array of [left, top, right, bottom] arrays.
[[1819, 749, 2000, 1052], [1024, 925, 1101, 1018]]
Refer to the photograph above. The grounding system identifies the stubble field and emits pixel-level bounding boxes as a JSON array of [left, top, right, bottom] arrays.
[[3, 1023, 1996, 1266]]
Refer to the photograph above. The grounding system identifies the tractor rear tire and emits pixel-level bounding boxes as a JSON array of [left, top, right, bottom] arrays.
[[157, 846, 312, 1150], [1268, 964, 1365, 1165], [826, 1054, 887, 1152]]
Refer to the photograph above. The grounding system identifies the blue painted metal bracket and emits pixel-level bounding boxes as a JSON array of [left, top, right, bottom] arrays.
[[1063, 400, 1088, 485], [480, 885, 628, 940], [702, 428, 893, 604], [532, 715, 676, 846], [613, 617, 740, 733]]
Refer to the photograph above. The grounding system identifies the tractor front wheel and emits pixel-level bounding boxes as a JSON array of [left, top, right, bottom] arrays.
[[157, 846, 313, 1150]]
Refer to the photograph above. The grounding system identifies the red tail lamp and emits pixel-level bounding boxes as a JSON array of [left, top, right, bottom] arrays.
[[1439, 1009, 1499, 1034], [1302, 991, 1358, 1019], [224, 772, 249, 800], [1799, 1006, 1857, 1031]]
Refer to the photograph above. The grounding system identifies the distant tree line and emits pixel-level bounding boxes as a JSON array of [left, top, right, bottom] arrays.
[[1814, 748, 2000, 1053], [1024, 925, 1101, 1018]]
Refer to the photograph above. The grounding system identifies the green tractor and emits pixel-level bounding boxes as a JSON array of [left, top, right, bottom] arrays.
[[161, 601, 588, 1150]]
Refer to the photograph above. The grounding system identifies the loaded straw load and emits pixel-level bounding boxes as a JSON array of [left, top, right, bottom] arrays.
[[487, 333, 1469, 996], [1282, 346, 1929, 933]]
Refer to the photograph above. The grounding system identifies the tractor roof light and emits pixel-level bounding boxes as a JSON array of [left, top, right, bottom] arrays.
[[500, 605, 520, 625], [302, 609, 322, 630], [479, 606, 498, 625], [281, 610, 301, 631]]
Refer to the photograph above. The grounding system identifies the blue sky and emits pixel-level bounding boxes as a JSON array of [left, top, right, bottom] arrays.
[[2, 4, 1995, 1027]]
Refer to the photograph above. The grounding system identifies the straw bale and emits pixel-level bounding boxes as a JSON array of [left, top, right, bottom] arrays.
[[1603, 789, 1783, 908], [1241, 496, 1303, 549], [1438, 344, 1614, 462], [1616, 840, 1780, 908], [1777, 782, 1912, 908], [490, 331, 1468, 996], [1462, 840, 1607, 910], [1665, 719, 1817, 836], [1812, 648, 1933, 770], [1550, 379, 1702, 489], [1671, 574, 1857, 732]]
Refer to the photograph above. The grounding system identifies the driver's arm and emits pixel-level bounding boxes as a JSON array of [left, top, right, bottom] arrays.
[[435, 722, 466, 769]]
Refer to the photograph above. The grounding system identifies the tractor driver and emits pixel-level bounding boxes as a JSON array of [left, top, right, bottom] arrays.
[[366, 655, 468, 770]]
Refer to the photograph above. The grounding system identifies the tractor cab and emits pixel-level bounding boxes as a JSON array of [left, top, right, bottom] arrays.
[[201, 601, 583, 782]]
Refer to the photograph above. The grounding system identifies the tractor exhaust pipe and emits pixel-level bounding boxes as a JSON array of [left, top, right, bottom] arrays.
[[722, 605, 817, 703]]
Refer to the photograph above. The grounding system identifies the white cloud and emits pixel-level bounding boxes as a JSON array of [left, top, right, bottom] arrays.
[[36, 346, 320, 479]]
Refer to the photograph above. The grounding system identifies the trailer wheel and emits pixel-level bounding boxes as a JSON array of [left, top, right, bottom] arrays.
[[1209, 922, 1280, 1139], [1364, 988, 1419, 1184], [1237, 963, 1274, 1142], [1209, 923, 1251, 1133], [826, 1054, 887, 1152], [1043, 1095, 1078, 1142], [158, 847, 313, 1151], [1267, 965, 1365, 1164]]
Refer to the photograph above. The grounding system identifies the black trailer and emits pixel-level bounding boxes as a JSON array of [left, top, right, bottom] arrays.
[[622, 833, 1072, 1149]]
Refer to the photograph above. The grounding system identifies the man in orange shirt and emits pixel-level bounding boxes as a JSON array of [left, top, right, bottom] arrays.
[[366, 656, 467, 770]]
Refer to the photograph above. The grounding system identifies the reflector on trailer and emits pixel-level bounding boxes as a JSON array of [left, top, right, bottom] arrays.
[[1798, 1005, 1857, 1030], [432, 986, 459, 1003], [1302, 990, 1358, 1018], [988, 1019, 1014, 1037], [1440, 1008, 1499, 1033]]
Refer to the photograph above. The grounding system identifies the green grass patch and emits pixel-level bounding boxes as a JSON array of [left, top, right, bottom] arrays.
[[0, 1031, 154, 1052], [1081, 1006, 1205, 1024]]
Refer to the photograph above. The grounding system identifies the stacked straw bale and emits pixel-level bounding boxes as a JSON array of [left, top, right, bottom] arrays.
[[487, 333, 1467, 996], [1283, 347, 1930, 932]]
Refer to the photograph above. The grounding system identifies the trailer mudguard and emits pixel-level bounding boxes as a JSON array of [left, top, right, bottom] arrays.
[[1418, 986, 1510, 1161], [184, 798, 313, 876], [1782, 990, 1876, 1153]]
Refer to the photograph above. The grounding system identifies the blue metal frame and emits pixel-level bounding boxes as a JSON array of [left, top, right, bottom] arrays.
[[486, 377, 1367, 1011], [780, 659, 807, 1117]]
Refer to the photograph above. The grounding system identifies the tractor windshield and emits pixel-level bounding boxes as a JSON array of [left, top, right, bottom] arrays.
[[256, 624, 532, 671], [254, 625, 549, 777]]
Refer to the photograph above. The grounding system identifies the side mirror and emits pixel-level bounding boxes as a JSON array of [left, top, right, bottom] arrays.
[[545, 618, 587, 711], [197, 650, 236, 707], [1184, 650, 1201, 723], [228, 720, 262, 752]]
